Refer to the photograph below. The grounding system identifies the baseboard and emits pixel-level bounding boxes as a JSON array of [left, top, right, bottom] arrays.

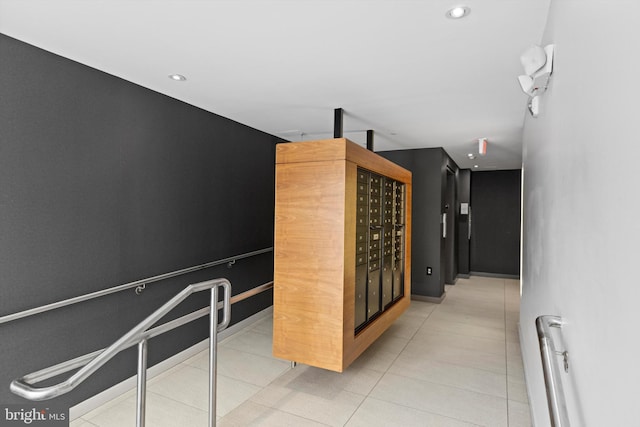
[[411, 292, 446, 304], [519, 321, 537, 426], [70, 306, 273, 420], [469, 271, 520, 280], [456, 273, 470, 279]]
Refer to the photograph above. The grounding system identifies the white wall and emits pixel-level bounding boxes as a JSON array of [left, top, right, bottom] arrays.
[[521, 1, 640, 426]]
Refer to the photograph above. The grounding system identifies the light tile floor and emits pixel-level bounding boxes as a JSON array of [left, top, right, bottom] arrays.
[[71, 276, 530, 427]]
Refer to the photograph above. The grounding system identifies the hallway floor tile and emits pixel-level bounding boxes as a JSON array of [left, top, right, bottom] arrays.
[[71, 276, 530, 427]]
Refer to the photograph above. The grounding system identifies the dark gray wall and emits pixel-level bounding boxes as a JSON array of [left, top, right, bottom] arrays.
[[457, 169, 471, 275], [444, 170, 456, 283], [379, 148, 460, 299], [0, 34, 282, 407], [470, 170, 521, 276], [441, 154, 459, 285]]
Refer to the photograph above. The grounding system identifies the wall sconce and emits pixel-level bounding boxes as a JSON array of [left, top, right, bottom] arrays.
[[517, 44, 554, 117], [478, 138, 488, 156]]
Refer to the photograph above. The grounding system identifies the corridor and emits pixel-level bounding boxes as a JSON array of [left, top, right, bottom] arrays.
[[70, 276, 530, 427]]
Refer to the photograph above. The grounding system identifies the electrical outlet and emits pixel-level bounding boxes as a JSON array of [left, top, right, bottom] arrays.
[[426, 267, 432, 275]]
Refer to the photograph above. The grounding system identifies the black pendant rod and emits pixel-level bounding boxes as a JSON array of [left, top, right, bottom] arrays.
[[334, 108, 343, 138], [366, 130, 374, 152]]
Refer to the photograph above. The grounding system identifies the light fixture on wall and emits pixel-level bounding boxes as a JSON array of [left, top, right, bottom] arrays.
[[517, 44, 554, 117], [478, 138, 488, 156]]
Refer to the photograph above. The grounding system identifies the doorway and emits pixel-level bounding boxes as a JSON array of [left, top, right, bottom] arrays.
[[445, 168, 457, 284]]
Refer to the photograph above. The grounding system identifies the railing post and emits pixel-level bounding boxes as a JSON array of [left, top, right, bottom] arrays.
[[136, 339, 148, 427], [8, 277, 236, 423], [209, 286, 219, 427]]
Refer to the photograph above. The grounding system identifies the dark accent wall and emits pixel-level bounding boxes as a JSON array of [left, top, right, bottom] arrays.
[[457, 169, 471, 275], [441, 155, 459, 285], [470, 170, 521, 276], [379, 148, 461, 299], [0, 34, 283, 407]]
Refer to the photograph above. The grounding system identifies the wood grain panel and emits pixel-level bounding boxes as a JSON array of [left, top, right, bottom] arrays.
[[273, 159, 346, 371], [276, 138, 348, 164], [342, 161, 357, 366], [273, 138, 412, 372], [276, 138, 412, 184]]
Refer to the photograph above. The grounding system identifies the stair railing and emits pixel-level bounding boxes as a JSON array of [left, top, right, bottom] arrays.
[[10, 277, 234, 427]]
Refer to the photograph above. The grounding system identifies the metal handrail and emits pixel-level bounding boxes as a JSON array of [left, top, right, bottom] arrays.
[[9, 281, 274, 391], [11, 278, 233, 427], [0, 247, 272, 325], [536, 315, 570, 427], [10, 279, 273, 427]]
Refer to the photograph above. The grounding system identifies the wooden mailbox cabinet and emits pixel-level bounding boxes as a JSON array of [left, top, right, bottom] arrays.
[[273, 138, 412, 372]]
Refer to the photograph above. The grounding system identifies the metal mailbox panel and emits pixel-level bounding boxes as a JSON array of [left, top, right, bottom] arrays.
[[367, 269, 381, 319], [356, 241, 367, 255], [355, 168, 407, 334], [383, 226, 393, 253], [382, 256, 393, 307], [355, 264, 368, 329], [392, 259, 404, 300], [356, 253, 367, 266]]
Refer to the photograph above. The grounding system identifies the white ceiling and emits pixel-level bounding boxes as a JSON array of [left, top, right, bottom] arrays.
[[0, 0, 550, 170]]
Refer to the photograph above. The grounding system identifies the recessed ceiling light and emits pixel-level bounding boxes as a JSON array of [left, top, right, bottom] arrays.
[[467, 153, 476, 159], [474, 165, 479, 168], [168, 74, 187, 81], [446, 6, 470, 19]]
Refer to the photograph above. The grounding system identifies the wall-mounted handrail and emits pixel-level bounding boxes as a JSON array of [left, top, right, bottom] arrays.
[[536, 315, 570, 427], [0, 247, 272, 325]]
